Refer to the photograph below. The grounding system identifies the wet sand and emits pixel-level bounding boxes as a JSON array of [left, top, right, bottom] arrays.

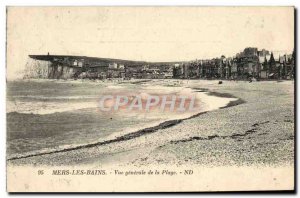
[[8, 80, 294, 167]]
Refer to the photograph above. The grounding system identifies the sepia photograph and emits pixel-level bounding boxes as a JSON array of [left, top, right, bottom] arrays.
[[6, 6, 295, 192]]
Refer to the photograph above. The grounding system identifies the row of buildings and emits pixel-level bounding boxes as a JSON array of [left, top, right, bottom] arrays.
[[27, 47, 295, 80], [174, 48, 295, 80]]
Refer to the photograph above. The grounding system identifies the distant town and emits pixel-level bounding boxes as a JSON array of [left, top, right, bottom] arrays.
[[25, 47, 295, 80]]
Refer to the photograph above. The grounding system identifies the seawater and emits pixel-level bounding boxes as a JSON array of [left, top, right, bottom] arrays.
[[7, 79, 237, 159]]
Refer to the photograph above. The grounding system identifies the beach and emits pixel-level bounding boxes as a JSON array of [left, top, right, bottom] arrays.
[[7, 79, 294, 167]]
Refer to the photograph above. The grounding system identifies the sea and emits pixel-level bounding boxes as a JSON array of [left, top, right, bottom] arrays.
[[7, 79, 236, 159]]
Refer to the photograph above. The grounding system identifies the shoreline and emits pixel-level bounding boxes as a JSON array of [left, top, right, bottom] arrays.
[[7, 80, 294, 167], [7, 88, 243, 161]]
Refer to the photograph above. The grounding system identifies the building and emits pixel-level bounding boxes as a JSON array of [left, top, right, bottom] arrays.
[[28, 48, 294, 81]]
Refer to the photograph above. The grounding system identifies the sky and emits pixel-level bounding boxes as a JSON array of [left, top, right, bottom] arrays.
[[7, 7, 294, 79]]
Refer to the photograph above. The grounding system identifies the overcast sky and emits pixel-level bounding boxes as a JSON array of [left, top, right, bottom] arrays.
[[7, 7, 294, 79]]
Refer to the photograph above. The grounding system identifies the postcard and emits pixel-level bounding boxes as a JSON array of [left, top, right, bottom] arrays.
[[6, 6, 295, 192]]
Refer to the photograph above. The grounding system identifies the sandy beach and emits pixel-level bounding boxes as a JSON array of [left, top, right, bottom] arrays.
[[7, 79, 294, 168]]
